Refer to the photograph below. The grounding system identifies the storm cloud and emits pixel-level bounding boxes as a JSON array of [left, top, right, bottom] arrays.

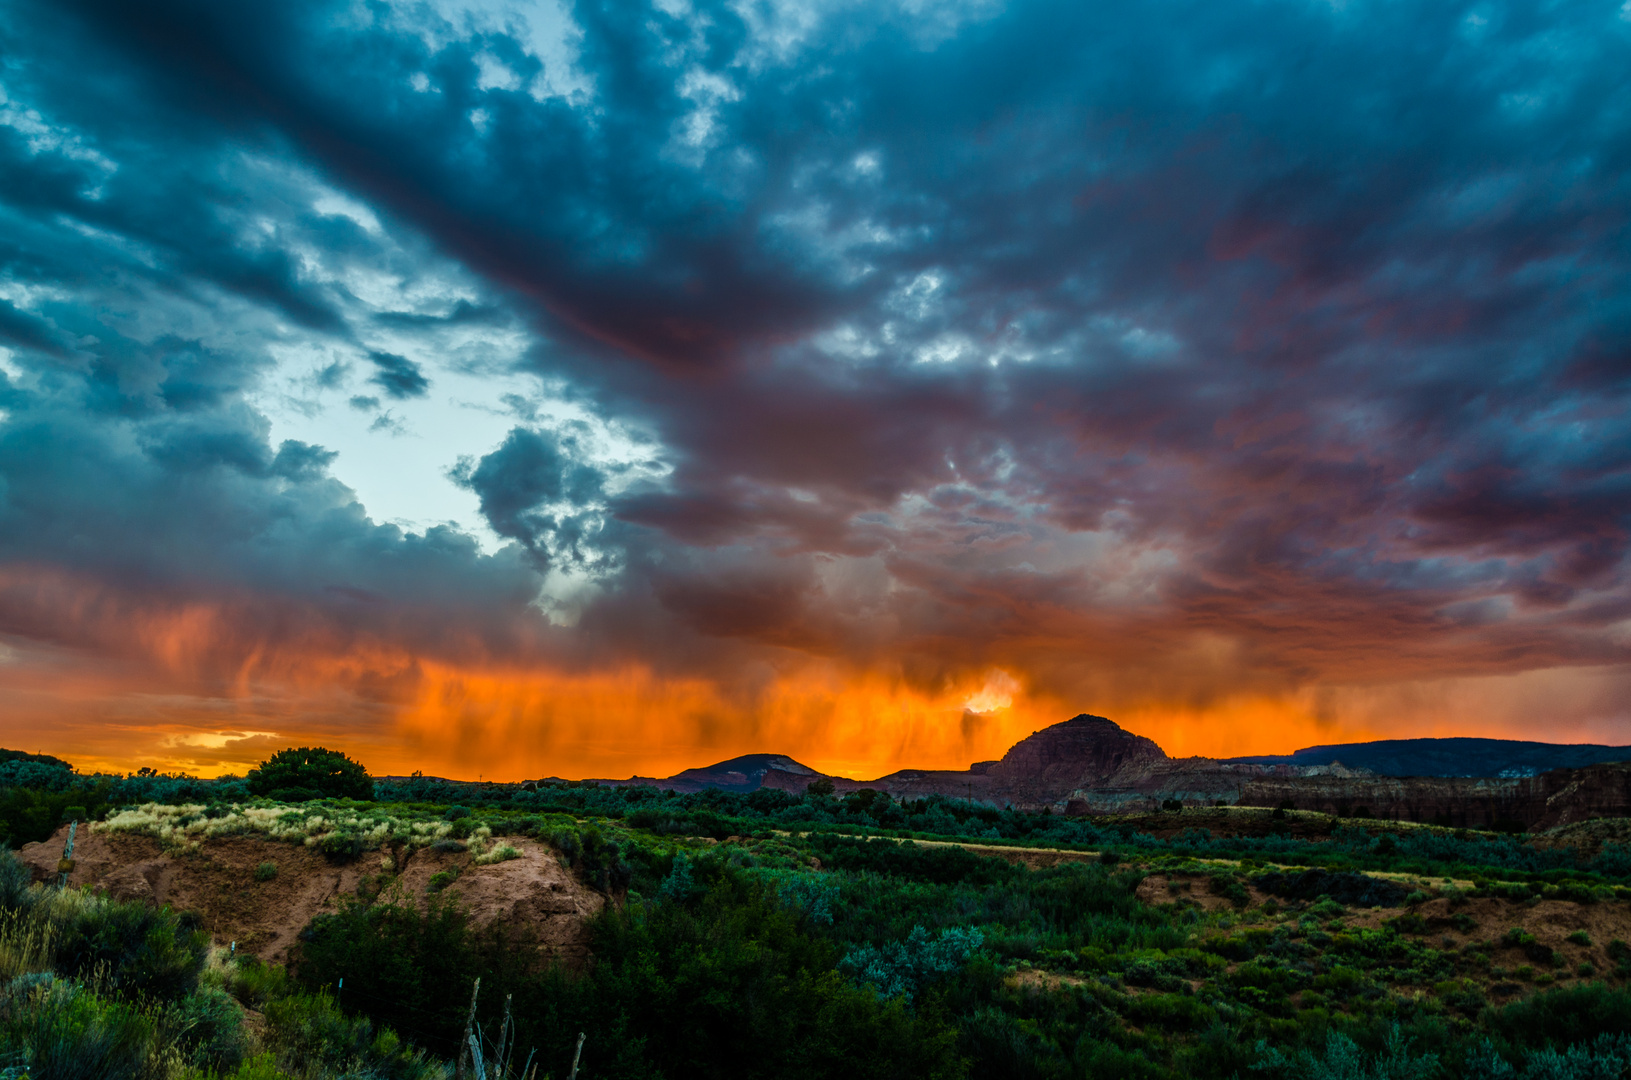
[[0, 0, 1627, 776]]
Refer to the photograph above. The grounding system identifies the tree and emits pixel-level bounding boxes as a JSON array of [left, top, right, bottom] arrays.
[[246, 748, 373, 802], [805, 777, 835, 798]]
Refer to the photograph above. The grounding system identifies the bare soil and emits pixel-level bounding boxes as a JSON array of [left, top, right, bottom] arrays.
[[19, 825, 604, 967]]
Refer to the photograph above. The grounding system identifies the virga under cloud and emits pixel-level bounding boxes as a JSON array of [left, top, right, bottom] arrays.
[[0, 0, 1627, 777]]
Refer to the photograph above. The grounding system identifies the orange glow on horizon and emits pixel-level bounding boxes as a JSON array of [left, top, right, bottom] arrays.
[[3, 569, 1627, 781]]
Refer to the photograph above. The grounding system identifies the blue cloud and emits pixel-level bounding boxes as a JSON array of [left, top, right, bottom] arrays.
[[366, 350, 430, 399], [0, 0, 1627, 711]]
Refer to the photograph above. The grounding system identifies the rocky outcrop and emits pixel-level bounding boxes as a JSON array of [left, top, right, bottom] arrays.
[[1531, 762, 1631, 830], [985, 715, 1166, 804]]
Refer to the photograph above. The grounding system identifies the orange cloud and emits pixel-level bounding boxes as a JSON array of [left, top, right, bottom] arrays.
[[4, 565, 1629, 781]]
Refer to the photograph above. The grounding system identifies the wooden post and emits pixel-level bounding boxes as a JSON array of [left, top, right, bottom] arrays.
[[567, 1032, 585, 1080], [496, 993, 513, 1078], [58, 821, 77, 888], [455, 977, 481, 1080]]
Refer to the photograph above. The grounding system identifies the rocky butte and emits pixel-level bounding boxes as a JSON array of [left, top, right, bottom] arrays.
[[600, 713, 1631, 830]]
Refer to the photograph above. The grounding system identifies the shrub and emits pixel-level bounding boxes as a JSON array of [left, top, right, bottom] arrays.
[[471, 843, 520, 866], [839, 925, 984, 1002], [1568, 930, 1592, 947], [1208, 873, 1249, 907], [254, 862, 277, 882], [53, 892, 209, 1002], [203, 1052, 300, 1080], [777, 873, 838, 926], [216, 958, 293, 1010], [163, 986, 249, 1070], [245, 748, 373, 802], [315, 832, 363, 862], [262, 991, 444, 1080], [1252, 1024, 1437, 1080], [0, 849, 34, 909], [0, 977, 156, 1080], [1490, 984, 1631, 1053], [426, 870, 459, 893], [657, 854, 697, 904]]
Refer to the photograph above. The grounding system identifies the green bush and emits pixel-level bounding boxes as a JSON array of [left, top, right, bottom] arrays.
[[254, 862, 278, 882], [55, 894, 209, 1002], [262, 991, 443, 1080], [1252, 1024, 1437, 1080], [162, 986, 248, 1070], [245, 748, 373, 802], [0, 849, 34, 909], [0, 785, 112, 848], [0, 977, 156, 1080], [1487, 983, 1631, 1054], [297, 867, 965, 1078], [215, 958, 293, 1010], [838, 925, 984, 1002], [194, 1052, 299, 1080], [315, 832, 363, 862]]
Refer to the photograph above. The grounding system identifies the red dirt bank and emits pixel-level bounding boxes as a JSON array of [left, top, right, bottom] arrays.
[[19, 825, 604, 966]]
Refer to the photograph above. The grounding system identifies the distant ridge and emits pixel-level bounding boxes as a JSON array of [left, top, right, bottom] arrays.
[[588, 720, 1631, 814], [596, 753, 820, 794], [1224, 737, 1631, 778]]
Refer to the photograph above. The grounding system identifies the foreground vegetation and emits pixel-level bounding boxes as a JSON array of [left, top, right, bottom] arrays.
[[8, 750, 1631, 1077]]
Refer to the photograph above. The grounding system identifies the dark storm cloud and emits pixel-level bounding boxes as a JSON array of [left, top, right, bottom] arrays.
[[0, 0, 1628, 721], [366, 351, 430, 399], [450, 427, 606, 563]]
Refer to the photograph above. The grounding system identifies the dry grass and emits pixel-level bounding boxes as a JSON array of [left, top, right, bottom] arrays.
[[98, 803, 455, 854]]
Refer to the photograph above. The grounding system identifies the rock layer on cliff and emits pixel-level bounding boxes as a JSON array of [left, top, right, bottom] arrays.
[[1237, 761, 1631, 831]]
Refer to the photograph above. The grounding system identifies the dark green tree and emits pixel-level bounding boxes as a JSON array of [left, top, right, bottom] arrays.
[[246, 747, 373, 801]]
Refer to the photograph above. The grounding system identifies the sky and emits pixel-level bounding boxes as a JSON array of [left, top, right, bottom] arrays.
[[0, 0, 1629, 780]]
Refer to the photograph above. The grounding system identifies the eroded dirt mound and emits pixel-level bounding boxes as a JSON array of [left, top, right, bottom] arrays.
[[18, 825, 603, 966]]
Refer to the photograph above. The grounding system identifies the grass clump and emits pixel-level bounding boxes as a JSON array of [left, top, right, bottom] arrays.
[[471, 843, 521, 866]]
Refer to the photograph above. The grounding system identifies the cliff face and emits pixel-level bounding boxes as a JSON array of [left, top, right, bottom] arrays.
[[1237, 775, 1529, 828], [1533, 762, 1631, 829], [1237, 762, 1631, 831]]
